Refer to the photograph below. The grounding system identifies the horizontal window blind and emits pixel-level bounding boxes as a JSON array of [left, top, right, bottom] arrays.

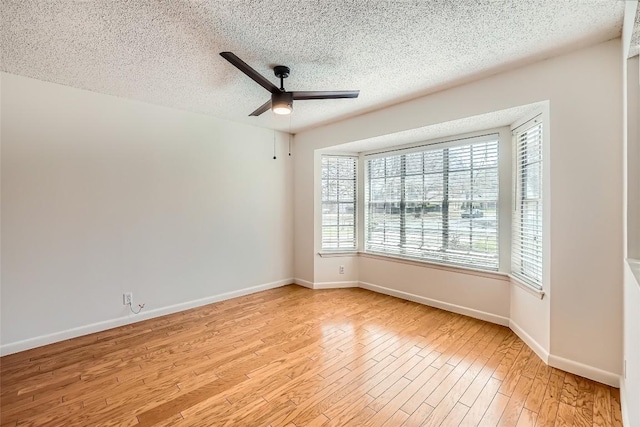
[[365, 138, 499, 270], [512, 120, 543, 288], [321, 156, 357, 250]]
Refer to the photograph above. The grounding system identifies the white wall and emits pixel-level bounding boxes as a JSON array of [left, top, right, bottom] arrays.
[[623, 261, 640, 427], [359, 257, 510, 325], [621, 1, 640, 422], [622, 59, 640, 426], [0, 73, 294, 354], [294, 39, 623, 385]]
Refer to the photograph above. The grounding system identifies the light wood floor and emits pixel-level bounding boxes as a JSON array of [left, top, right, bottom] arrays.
[[0, 285, 622, 427]]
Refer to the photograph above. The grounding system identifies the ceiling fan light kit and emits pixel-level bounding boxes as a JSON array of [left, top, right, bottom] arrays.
[[272, 91, 293, 115], [220, 52, 359, 116]]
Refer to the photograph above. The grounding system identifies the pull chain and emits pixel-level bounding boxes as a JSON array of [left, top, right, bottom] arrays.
[[288, 114, 292, 156], [273, 130, 276, 160]]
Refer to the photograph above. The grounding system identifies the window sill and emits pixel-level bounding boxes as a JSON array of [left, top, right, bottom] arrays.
[[318, 251, 546, 291], [318, 251, 359, 258], [358, 252, 509, 281], [509, 275, 545, 299]]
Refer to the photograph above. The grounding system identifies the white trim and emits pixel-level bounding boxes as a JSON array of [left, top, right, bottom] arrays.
[[509, 319, 549, 363], [317, 251, 358, 258], [293, 278, 360, 289], [627, 258, 640, 288], [0, 278, 293, 356], [547, 354, 620, 388], [621, 380, 632, 427], [358, 281, 510, 327], [293, 277, 314, 289], [362, 130, 501, 159], [511, 112, 543, 133], [313, 281, 359, 289], [509, 275, 545, 299]]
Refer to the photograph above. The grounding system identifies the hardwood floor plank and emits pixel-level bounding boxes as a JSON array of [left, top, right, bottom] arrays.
[[610, 387, 623, 427], [497, 375, 534, 426], [401, 402, 435, 426], [559, 373, 579, 407], [368, 376, 412, 412], [477, 391, 510, 426], [516, 407, 539, 427], [400, 363, 455, 414], [498, 345, 533, 397], [0, 285, 623, 427], [593, 384, 612, 427], [363, 365, 439, 426], [555, 401, 575, 426], [459, 377, 502, 426], [441, 402, 470, 426], [524, 362, 553, 413], [305, 413, 330, 427], [535, 371, 565, 427], [381, 409, 410, 426], [572, 376, 594, 427], [421, 357, 485, 426]]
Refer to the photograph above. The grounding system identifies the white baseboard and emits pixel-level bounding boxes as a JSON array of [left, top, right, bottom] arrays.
[[509, 319, 549, 363], [620, 380, 633, 427], [293, 278, 314, 289], [292, 278, 358, 290], [0, 278, 293, 356], [548, 354, 620, 387], [358, 281, 510, 327], [314, 281, 359, 289]]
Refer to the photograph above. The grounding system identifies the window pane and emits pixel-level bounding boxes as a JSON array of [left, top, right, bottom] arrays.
[[365, 138, 499, 270], [405, 152, 423, 175], [322, 156, 357, 250], [512, 121, 543, 288]]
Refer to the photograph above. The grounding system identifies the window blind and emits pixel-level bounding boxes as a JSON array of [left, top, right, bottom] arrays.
[[321, 156, 357, 250], [365, 138, 499, 270], [512, 120, 543, 288]]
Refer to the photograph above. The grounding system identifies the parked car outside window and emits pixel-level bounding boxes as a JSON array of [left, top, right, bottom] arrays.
[[461, 209, 483, 218]]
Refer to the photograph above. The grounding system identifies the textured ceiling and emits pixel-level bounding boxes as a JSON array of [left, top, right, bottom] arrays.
[[631, 4, 640, 57], [1, 1, 625, 133]]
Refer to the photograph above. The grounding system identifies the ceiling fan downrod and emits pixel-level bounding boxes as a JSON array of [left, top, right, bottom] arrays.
[[273, 65, 290, 91]]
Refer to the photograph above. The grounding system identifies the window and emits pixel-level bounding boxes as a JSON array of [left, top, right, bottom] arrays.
[[512, 120, 543, 288], [321, 155, 357, 250], [365, 136, 499, 270]]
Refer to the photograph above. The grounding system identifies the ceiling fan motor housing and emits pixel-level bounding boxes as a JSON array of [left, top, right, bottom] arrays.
[[272, 91, 293, 109]]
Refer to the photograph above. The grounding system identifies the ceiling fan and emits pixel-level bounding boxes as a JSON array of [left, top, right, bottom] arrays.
[[220, 52, 360, 116]]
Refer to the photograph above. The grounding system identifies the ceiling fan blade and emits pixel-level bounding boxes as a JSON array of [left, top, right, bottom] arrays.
[[292, 90, 360, 100], [249, 99, 272, 116], [220, 52, 279, 93]]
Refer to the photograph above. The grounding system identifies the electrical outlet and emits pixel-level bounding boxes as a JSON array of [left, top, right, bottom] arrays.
[[339, 265, 345, 274], [123, 292, 133, 306]]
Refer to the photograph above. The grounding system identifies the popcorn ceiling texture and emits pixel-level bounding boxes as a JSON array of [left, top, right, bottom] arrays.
[[631, 4, 640, 57], [0, 1, 625, 133]]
